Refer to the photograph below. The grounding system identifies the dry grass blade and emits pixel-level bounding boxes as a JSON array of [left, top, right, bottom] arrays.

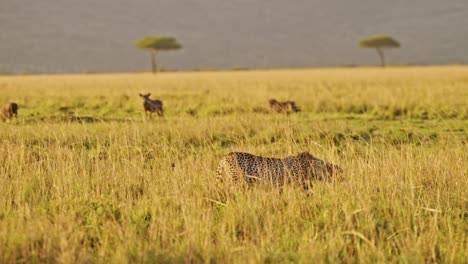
[[421, 207, 442, 213], [341, 231, 376, 249], [204, 198, 228, 207]]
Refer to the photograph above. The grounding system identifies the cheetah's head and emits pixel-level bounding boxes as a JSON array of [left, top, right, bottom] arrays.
[[298, 152, 343, 179], [268, 99, 278, 106]]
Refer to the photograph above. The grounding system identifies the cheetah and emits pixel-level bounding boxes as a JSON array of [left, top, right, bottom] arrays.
[[217, 152, 341, 185], [139, 93, 163, 118], [269, 99, 300, 114], [0, 102, 18, 122]]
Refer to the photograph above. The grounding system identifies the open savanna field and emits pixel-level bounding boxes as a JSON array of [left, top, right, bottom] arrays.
[[0, 66, 467, 263]]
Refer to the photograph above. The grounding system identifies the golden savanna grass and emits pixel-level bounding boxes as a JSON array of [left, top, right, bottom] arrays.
[[0, 66, 467, 263]]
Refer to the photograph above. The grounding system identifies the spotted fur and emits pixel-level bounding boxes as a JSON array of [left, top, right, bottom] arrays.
[[269, 99, 300, 113], [217, 152, 341, 185], [0, 102, 18, 121]]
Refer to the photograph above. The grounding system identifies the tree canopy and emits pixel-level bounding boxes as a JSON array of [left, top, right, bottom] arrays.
[[135, 36, 182, 51], [360, 35, 400, 49]]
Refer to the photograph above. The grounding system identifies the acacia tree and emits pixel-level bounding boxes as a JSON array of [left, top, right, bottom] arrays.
[[360, 35, 400, 67], [135, 36, 182, 73]]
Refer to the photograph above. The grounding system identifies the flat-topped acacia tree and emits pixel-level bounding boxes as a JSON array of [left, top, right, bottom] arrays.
[[360, 35, 400, 67], [135, 36, 182, 73]]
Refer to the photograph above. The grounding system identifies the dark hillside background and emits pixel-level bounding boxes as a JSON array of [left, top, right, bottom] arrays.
[[1, 0, 467, 73]]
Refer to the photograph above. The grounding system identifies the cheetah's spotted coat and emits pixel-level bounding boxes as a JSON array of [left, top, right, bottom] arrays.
[[217, 152, 340, 185]]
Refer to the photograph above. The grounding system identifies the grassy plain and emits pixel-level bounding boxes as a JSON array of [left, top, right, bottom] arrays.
[[0, 66, 467, 263]]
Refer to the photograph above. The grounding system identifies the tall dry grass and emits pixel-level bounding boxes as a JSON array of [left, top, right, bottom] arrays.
[[0, 66, 466, 263]]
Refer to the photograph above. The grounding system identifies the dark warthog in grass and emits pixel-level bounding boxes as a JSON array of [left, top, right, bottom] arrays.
[[0, 102, 18, 121]]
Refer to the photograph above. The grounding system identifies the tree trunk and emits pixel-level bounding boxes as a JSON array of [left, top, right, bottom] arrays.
[[150, 50, 158, 73], [376, 47, 385, 67]]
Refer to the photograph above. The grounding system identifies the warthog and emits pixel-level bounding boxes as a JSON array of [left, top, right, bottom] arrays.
[[0, 102, 18, 121], [139, 93, 163, 118], [269, 99, 300, 113]]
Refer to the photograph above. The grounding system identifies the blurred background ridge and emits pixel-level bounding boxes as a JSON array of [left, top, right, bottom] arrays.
[[1, 0, 467, 73]]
